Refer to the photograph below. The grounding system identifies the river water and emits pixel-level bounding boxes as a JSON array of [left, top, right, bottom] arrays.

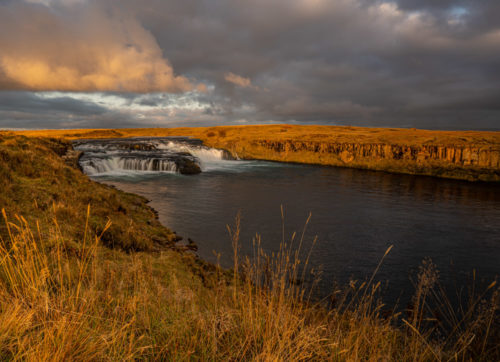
[[75, 137, 500, 306]]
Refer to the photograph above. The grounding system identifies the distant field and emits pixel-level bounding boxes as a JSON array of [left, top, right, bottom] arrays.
[[10, 124, 500, 181]]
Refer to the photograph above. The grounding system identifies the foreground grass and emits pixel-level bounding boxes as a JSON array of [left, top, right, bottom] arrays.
[[1, 210, 498, 360], [0, 134, 498, 360]]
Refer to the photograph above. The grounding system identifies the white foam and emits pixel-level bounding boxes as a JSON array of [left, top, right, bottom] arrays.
[[81, 157, 177, 175], [156, 141, 226, 167]]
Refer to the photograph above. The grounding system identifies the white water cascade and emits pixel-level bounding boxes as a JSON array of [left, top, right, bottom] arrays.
[[73, 137, 232, 176], [157, 141, 227, 162], [82, 157, 178, 175]]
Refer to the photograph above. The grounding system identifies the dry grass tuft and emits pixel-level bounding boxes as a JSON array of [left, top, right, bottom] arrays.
[[1, 208, 497, 360]]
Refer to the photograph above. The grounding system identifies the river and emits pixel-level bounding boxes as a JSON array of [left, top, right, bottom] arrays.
[[75, 137, 500, 306]]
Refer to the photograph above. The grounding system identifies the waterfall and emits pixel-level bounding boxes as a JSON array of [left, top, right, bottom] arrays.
[[80, 157, 178, 175], [74, 137, 229, 176], [156, 141, 227, 162]]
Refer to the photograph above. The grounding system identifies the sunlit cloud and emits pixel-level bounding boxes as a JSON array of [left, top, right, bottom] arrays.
[[0, 2, 200, 93], [224, 72, 253, 88]]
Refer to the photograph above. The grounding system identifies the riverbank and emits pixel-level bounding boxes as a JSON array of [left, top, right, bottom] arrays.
[[0, 134, 498, 359], [12, 125, 500, 181]]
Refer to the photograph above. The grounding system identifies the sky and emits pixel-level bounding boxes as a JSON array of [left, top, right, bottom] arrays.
[[0, 0, 499, 130]]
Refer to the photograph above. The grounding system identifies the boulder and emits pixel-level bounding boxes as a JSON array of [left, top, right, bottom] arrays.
[[176, 158, 202, 174]]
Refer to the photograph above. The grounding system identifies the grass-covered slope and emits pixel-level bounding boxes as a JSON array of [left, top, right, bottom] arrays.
[[0, 134, 498, 360], [0, 134, 178, 251]]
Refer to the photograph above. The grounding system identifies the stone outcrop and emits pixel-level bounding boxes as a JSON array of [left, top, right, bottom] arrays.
[[61, 147, 83, 171], [253, 140, 499, 168], [175, 157, 202, 174], [215, 139, 500, 181]]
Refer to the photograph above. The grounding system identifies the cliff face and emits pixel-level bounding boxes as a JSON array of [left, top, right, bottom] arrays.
[[214, 139, 500, 181], [252, 140, 500, 168]]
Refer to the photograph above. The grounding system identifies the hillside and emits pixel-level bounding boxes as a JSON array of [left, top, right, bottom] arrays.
[[14, 125, 500, 181], [0, 135, 178, 251]]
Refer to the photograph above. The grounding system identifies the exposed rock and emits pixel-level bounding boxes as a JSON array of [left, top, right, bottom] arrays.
[[117, 143, 157, 151], [61, 147, 83, 171], [217, 139, 500, 181], [175, 158, 201, 174], [186, 238, 198, 251]]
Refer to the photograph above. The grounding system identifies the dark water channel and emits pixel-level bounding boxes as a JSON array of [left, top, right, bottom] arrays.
[[77, 138, 500, 307]]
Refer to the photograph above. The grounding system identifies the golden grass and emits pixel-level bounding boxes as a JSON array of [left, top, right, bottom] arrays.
[[10, 124, 500, 146], [0, 208, 498, 360], [0, 135, 177, 251]]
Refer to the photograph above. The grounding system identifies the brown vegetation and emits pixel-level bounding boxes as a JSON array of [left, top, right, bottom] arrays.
[[0, 135, 177, 251]]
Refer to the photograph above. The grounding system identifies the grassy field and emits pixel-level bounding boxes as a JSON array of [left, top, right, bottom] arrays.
[[0, 133, 498, 360], [13, 124, 500, 181], [12, 124, 500, 145]]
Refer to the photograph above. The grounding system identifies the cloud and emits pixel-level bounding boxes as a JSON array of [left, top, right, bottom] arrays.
[[2, 0, 500, 130], [0, 1, 198, 93], [0, 91, 107, 115], [224, 72, 252, 88]]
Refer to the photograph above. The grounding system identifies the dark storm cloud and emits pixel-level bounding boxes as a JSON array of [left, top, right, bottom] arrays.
[[0, 92, 107, 115], [0, 91, 139, 129], [1, 0, 499, 129], [120, 0, 500, 129]]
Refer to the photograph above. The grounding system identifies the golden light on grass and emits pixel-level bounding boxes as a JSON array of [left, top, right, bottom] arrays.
[[0, 206, 498, 360]]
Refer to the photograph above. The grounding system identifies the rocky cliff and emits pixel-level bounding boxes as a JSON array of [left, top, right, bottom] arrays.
[[208, 139, 500, 181]]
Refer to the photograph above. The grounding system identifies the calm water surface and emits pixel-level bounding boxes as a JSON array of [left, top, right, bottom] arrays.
[[94, 160, 500, 304]]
